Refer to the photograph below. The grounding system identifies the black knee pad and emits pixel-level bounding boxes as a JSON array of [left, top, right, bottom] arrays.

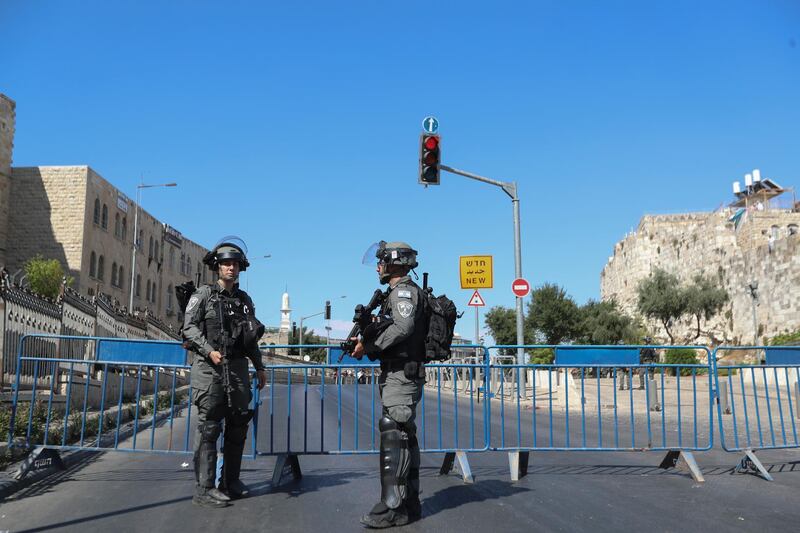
[[380, 415, 410, 509], [199, 421, 222, 443]]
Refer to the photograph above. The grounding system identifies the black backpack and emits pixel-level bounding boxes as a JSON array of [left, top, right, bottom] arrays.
[[422, 288, 459, 362]]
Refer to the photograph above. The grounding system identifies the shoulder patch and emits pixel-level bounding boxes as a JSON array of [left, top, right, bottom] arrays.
[[396, 301, 414, 319], [397, 289, 412, 299], [186, 295, 201, 313]]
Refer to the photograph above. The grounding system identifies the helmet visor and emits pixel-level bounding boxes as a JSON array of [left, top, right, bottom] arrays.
[[212, 235, 248, 255], [362, 241, 383, 265]]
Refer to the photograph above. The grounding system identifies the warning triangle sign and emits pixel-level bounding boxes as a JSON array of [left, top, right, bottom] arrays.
[[467, 290, 485, 307]]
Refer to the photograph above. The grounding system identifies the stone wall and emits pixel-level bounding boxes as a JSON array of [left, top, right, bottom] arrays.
[[6, 166, 89, 284], [0, 94, 16, 267], [601, 207, 800, 345], [0, 272, 179, 389]]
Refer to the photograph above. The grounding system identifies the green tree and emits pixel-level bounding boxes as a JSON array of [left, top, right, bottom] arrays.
[[685, 273, 729, 341], [23, 255, 73, 300], [577, 299, 638, 345], [288, 326, 327, 362], [526, 283, 581, 344], [484, 306, 519, 346], [636, 269, 686, 344]]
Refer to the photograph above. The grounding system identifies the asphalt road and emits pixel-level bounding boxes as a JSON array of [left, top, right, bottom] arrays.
[[2, 382, 800, 533]]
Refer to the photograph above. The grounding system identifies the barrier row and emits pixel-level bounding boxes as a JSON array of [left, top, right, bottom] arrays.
[[4, 335, 799, 484]]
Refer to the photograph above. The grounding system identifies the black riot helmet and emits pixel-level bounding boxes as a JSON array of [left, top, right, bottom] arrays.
[[364, 240, 419, 269], [363, 240, 418, 284], [203, 235, 250, 272]]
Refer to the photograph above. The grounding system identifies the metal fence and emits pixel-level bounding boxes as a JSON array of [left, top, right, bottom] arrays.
[[8, 335, 800, 485], [713, 345, 800, 480]]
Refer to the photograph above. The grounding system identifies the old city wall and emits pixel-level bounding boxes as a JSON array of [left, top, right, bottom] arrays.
[[0, 95, 16, 268], [6, 166, 89, 284], [601, 210, 800, 345]]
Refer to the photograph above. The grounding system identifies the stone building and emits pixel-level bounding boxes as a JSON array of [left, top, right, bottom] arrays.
[[0, 93, 210, 332], [601, 177, 800, 346]]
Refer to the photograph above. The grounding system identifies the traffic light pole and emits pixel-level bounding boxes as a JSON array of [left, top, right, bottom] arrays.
[[439, 164, 526, 397]]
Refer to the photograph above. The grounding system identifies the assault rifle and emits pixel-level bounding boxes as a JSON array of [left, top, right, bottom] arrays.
[[217, 296, 234, 408], [339, 289, 385, 362]]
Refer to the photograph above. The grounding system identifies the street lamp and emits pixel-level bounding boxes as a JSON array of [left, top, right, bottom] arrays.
[[128, 179, 177, 312], [748, 281, 759, 347], [299, 295, 346, 359], [244, 254, 272, 293]]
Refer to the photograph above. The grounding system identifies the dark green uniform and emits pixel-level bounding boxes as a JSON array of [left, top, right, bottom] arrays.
[[363, 275, 426, 523], [183, 282, 265, 494]]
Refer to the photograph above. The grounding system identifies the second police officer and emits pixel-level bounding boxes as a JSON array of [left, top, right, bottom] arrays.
[[352, 241, 426, 528], [182, 236, 267, 508]]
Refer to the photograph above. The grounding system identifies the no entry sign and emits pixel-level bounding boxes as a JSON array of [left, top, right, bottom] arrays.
[[511, 278, 530, 298]]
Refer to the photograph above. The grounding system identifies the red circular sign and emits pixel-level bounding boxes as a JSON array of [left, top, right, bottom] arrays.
[[511, 278, 530, 298]]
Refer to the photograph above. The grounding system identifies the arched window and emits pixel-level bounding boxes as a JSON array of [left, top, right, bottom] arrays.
[[101, 204, 108, 229], [169, 247, 175, 271], [118, 266, 124, 290], [114, 213, 121, 237], [111, 262, 118, 286], [167, 284, 173, 311], [135, 274, 141, 297], [121, 217, 127, 241], [187, 257, 192, 277], [89, 252, 97, 277], [146, 280, 151, 301], [154, 241, 160, 262], [98, 255, 105, 281], [151, 280, 157, 303], [148, 236, 154, 259], [180, 252, 186, 274], [93, 199, 100, 224]]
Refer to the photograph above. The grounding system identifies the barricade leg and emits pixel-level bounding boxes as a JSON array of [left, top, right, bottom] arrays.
[[734, 449, 773, 481], [13, 447, 66, 481], [658, 450, 704, 483], [272, 453, 302, 486], [508, 451, 529, 482], [439, 451, 474, 483]]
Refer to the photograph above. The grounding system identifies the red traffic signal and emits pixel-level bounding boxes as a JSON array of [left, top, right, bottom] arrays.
[[419, 134, 440, 185]]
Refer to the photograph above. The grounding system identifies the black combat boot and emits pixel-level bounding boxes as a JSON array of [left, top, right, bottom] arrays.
[[218, 413, 251, 499], [193, 487, 231, 508], [360, 501, 410, 529]]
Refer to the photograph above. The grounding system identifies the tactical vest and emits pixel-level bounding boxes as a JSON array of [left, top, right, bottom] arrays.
[[203, 287, 259, 357], [379, 281, 426, 362]]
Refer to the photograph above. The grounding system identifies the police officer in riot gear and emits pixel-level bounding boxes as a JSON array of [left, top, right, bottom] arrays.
[[352, 241, 426, 528], [183, 236, 267, 508]]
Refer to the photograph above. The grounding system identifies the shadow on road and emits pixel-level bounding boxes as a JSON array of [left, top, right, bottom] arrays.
[[263, 468, 370, 497], [10, 496, 192, 533], [423, 478, 530, 517]]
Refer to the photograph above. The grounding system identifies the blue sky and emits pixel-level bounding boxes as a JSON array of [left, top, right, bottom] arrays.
[[2, 1, 798, 340]]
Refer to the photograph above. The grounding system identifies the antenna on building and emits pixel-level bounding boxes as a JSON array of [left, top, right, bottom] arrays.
[[733, 181, 741, 194], [752, 169, 761, 182], [744, 173, 753, 187]]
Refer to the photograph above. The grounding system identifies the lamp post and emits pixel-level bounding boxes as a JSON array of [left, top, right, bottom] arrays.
[[128, 179, 177, 313], [245, 254, 271, 293], [748, 281, 759, 348]]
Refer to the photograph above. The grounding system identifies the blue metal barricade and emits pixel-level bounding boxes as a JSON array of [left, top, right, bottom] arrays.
[[713, 345, 800, 480], [252, 345, 490, 458], [5, 334, 261, 459], [486, 345, 713, 481]]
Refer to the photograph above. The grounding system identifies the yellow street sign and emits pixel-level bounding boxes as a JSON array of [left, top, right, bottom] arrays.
[[459, 255, 493, 289]]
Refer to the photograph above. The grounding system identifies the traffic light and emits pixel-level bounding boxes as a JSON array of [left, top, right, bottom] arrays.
[[292, 321, 297, 339], [419, 134, 440, 185], [324, 300, 331, 320]]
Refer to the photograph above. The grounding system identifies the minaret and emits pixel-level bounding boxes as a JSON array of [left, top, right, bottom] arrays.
[[279, 289, 291, 333]]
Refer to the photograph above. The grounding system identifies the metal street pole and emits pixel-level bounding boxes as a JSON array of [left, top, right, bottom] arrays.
[[128, 179, 177, 313], [439, 164, 526, 396]]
